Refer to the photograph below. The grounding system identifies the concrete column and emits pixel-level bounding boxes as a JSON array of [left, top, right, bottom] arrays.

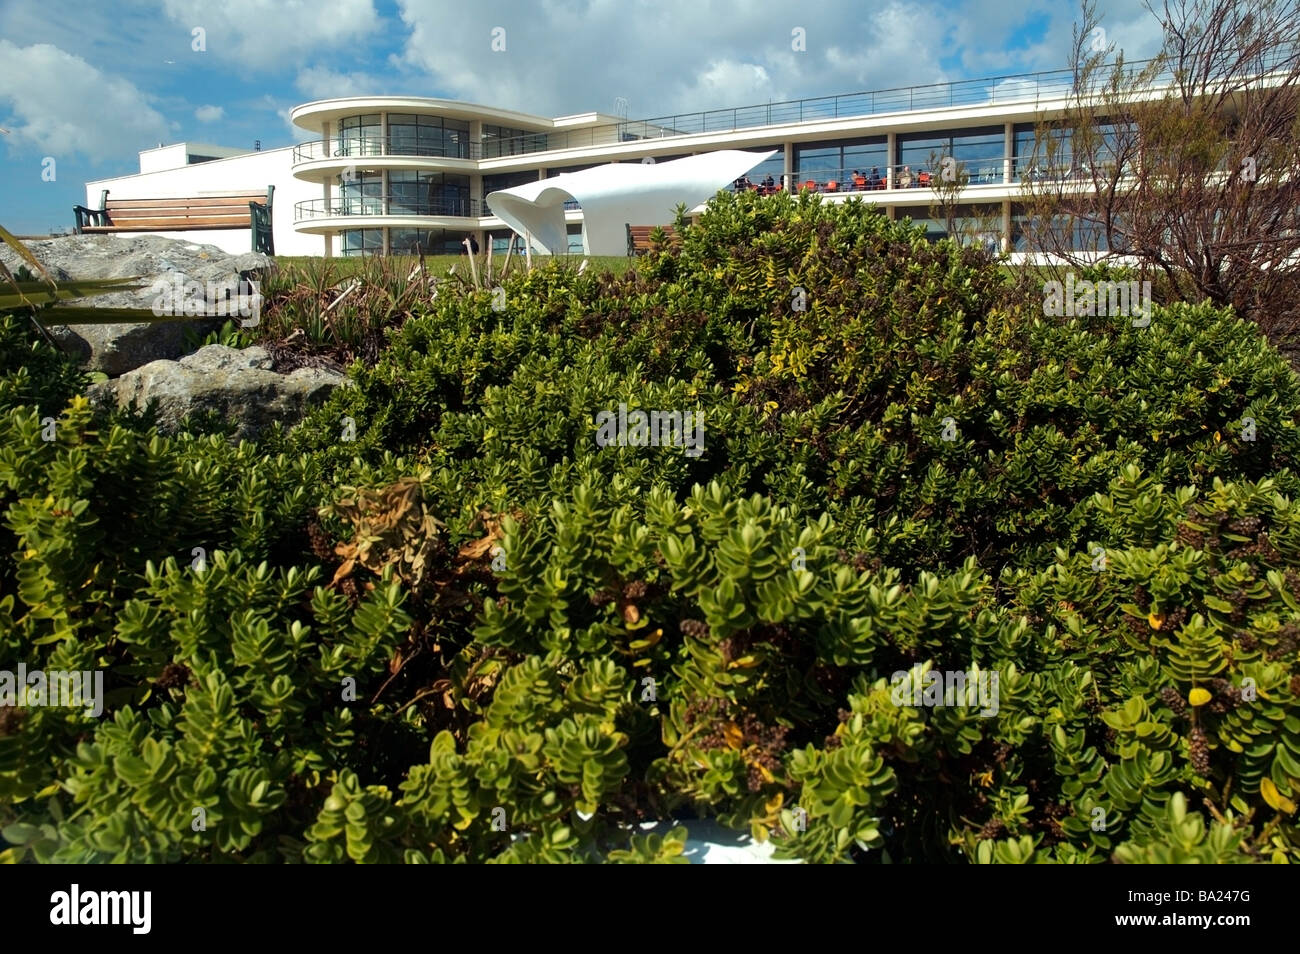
[[382, 226, 390, 256], [1004, 122, 1014, 183], [783, 140, 793, 190], [1002, 199, 1012, 253], [381, 112, 389, 156], [886, 132, 896, 189], [322, 120, 333, 258], [470, 119, 483, 159]]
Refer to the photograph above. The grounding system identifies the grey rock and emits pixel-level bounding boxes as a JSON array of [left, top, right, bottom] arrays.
[[87, 344, 348, 441], [2, 234, 274, 375]]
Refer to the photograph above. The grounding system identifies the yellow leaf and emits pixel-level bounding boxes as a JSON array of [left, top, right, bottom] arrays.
[[721, 721, 744, 750], [1260, 778, 1297, 814], [1213, 431, 1222, 444], [1188, 687, 1212, 707], [1148, 612, 1165, 629]]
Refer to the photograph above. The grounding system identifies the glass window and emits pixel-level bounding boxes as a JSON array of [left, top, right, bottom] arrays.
[[385, 114, 470, 158], [1011, 204, 1117, 253], [898, 126, 1004, 185], [341, 228, 382, 256], [896, 203, 1003, 245], [339, 171, 382, 215], [482, 124, 548, 158], [735, 146, 784, 189], [389, 228, 464, 255], [795, 138, 886, 189], [389, 171, 471, 216], [338, 114, 382, 157]]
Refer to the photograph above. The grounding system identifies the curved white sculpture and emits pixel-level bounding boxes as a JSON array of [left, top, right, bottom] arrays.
[[486, 149, 777, 256]]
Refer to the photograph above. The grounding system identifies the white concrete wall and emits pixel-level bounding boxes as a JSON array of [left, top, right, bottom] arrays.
[[85, 146, 324, 256]]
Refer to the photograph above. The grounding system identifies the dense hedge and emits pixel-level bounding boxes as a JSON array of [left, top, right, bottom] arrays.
[[2, 191, 1299, 862]]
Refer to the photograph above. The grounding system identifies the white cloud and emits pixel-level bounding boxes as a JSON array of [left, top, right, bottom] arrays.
[[392, 0, 961, 120], [161, 0, 382, 68], [195, 104, 224, 122], [0, 40, 169, 160], [294, 66, 387, 101]]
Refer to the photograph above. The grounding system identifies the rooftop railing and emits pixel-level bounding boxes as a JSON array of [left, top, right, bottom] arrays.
[[491, 49, 1293, 155]]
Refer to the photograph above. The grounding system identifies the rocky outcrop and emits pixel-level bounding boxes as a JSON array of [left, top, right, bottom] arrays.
[[2, 234, 273, 376], [86, 345, 348, 441]]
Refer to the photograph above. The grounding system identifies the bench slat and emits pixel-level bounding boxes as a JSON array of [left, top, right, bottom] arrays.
[[626, 224, 680, 256], [83, 218, 253, 231], [104, 198, 265, 210]]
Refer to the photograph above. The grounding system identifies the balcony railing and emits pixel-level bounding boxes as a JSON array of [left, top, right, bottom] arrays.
[[294, 195, 483, 222], [739, 156, 1122, 195], [293, 134, 553, 163]]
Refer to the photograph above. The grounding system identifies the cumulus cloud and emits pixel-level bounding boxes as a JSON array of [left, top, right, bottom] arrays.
[[161, 0, 381, 68], [195, 104, 224, 122], [0, 40, 169, 160], [294, 66, 389, 101], [390, 0, 992, 119]]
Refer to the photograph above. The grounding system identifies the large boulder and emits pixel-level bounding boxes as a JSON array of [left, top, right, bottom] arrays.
[[86, 345, 347, 441], [1, 234, 274, 376]]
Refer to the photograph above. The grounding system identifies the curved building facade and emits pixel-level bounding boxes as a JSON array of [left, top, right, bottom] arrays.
[[83, 60, 1240, 257]]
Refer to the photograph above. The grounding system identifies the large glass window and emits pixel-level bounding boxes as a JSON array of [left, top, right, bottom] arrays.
[[389, 228, 464, 255], [387, 114, 470, 159], [337, 115, 382, 157], [482, 124, 548, 158], [898, 126, 1004, 185], [389, 171, 471, 216], [1011, 204, 1121, 253], [896, 203, 1003, 247], [732, 146, 784, 189], [339, 171, 382, 215], [341, 228, 382, 256], [795, 138, 886, 188], [1013, 120, 1127, 181]]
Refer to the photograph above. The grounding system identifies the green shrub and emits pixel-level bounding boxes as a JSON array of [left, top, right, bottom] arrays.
[[3, 191, 1299, 863]]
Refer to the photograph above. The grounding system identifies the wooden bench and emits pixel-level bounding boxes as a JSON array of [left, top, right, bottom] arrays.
[[73, 187, 275, 255], [626, 223, 681, 257]]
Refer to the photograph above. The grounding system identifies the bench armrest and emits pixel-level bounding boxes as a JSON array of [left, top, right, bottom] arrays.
[[72, 205, 110, 233]]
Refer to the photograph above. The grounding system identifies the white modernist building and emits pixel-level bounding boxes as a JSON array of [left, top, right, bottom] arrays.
[[79, 60, 1234, 258]]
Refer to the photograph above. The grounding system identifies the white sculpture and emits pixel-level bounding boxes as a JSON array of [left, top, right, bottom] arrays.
[[486, 149, 777, 256]]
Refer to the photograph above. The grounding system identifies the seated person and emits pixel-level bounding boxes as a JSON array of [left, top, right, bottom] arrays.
[[825, 178, 839, 192], [899, 165, 913, 189], [852, 170, 867, 190], [917, 169, 931, 187], [868, 167, 881, 189], [762, 173, 775, 189]]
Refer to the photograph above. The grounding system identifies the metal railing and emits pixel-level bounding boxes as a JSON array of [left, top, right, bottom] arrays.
[[489, 49, 1293, 155], [294, 195, 482, 221], [735, 156, 1124, 194], [292, 134, 553, 164]]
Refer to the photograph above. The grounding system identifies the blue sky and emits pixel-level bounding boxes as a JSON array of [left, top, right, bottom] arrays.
[[0, 0, 1165, 234]]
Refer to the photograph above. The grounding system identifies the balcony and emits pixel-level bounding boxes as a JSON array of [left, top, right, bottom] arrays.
[[294, 195, 483, 224], [293, 134, 552, 165]]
